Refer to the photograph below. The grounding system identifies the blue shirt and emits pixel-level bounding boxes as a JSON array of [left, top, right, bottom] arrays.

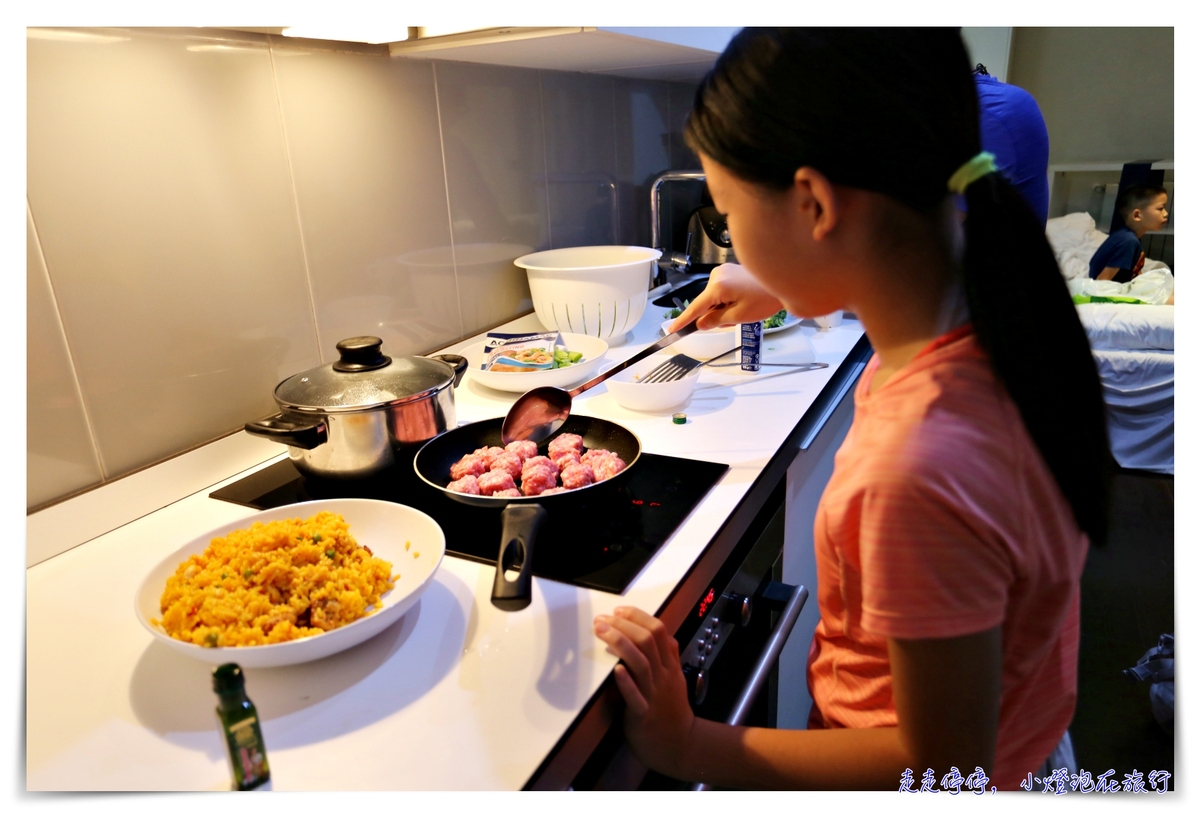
[[975, 74, 1050, 224], [1089, 227, 1145, 280]]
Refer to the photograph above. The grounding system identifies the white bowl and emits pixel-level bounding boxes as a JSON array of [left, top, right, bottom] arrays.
[[516, 246, 661, 340], [661, 320, 740, 360], [135, 499, 445, 668], [465, 332, 608, 393], [606, 354, 700, 412]]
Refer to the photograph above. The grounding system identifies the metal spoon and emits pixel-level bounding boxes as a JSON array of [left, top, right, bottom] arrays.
[[501, 313, 710, 444]]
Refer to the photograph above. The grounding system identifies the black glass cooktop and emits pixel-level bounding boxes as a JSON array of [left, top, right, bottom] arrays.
[[210, 454, 728, 595]]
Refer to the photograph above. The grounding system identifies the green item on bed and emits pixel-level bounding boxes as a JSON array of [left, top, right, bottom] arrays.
[[1073, 294, 1146, 305]]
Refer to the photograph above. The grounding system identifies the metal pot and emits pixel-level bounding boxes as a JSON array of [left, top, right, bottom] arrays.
[[244, 336, 467, 480]]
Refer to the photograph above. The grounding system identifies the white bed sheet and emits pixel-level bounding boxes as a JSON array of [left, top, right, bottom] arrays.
[[1092, 348, 1174, 474]]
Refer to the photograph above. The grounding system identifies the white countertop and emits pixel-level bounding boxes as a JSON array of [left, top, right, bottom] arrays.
[[25, 294, 865, 791]]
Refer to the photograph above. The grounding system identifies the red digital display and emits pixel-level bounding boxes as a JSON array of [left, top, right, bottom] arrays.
[[649, 502, 661, 507], [698, 588, 715, 618], [632, 499, 644, 506]]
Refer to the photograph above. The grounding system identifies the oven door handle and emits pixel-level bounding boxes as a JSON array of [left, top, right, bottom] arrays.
[[692, 581, 809, 792]]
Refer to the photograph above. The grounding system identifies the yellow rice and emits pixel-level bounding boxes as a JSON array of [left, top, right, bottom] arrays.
[[156, 511, 396, 648]]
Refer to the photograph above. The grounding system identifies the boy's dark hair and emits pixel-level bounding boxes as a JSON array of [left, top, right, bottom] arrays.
[[1117, 184, 1168, 221], [686, 28, 1112, 546]]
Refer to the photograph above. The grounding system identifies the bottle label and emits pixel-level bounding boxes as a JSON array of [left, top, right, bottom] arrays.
[[740, 322, 762, 372], [217, 711, 270, 790]]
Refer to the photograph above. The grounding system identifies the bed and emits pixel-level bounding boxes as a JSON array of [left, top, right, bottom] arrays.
[[1045, 212, 1174, 474]]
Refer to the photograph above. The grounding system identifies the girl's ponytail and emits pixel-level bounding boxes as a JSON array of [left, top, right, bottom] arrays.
[[962, 172, 1113, 545]]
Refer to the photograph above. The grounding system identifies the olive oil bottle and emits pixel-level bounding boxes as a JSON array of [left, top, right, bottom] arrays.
[[213, 663, 271, 790]]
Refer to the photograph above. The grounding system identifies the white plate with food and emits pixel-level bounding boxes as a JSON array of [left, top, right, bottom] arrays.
[[763, 310, 802, 334], [135, 499, 445, 668], [465, 332, 608, 393]]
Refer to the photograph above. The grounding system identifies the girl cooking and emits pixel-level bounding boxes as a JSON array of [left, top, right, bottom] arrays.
[[592, 28, 1110, 791]]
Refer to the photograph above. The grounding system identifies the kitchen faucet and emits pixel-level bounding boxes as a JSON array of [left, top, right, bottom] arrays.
[[650, 169, 706, 288]]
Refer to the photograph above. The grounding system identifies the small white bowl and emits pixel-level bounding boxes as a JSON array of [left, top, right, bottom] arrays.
[[466, 333, 608, 393], [606, 354, 700, 412], [661, 320, 739, 360]]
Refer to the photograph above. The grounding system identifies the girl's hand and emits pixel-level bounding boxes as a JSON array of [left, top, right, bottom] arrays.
[[667, 263, 784, 332], [594, 606, 695, 776]]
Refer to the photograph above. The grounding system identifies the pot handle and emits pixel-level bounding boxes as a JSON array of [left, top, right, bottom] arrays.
[[244, 414, 328, 450], [430, 354, 469, 388], [491, 504, 547, 611]]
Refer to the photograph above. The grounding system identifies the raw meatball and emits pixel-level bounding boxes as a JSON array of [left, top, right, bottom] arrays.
[[492, 488, 522, 498], [521, 467, 559, 496], [472, 446, 505, 468], [478, 470, 517, 496], [540, 487, 567, 495], [450, 454, 488, 481], [489, 451, 523, 480], [591, 454, 627, 482], [581, 448, 614, 465], [548, 433, 584, 461], [561, 462, 595, 490], [446, 475, 481, 495], [522, 455, 559, 478], [504, 440, 539, 462], [553, 451, 581, 471]]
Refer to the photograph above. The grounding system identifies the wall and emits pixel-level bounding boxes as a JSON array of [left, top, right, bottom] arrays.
[[26, 27, 699, 511], [960, 27, 1012, 82], [1008, 27, 1173, 164]]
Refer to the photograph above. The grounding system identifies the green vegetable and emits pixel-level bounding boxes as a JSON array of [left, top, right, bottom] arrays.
[[312, 534, 322, 543], [325, 549, 336, 559], [551, 346, 584, 368], [242, 568, 255, 580], [764, 309, 789, 329], [665, 299, 691, 320], [205, 632, 219, 648]]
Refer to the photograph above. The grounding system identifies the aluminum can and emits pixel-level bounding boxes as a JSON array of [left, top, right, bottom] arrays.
[[740, 322, 762, 372]]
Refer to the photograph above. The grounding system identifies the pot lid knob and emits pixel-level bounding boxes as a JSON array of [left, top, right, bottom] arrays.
[[333, 336, 392, 373]]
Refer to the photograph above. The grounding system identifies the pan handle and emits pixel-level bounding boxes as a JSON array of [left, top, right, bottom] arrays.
[[492, 504, 547, 611]]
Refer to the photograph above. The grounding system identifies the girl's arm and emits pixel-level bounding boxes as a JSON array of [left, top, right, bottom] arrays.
[[594, 606, 1002, 790]]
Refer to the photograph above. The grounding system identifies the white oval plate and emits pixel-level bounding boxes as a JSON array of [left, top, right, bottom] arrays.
[[465, 332, 608, 393], [135, 499, 445, 668]]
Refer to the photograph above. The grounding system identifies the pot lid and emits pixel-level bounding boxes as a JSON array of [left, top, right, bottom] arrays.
[[274, 336, 454, 412]]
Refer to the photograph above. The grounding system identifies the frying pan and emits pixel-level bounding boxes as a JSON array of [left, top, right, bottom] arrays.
[[413, 415, 641, 610]]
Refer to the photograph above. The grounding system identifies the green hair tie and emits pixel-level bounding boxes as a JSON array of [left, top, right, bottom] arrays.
[[947, 151, 997, 194]]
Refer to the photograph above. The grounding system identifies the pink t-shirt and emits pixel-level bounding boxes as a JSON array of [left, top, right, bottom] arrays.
[[806, 328, 1088, 790]]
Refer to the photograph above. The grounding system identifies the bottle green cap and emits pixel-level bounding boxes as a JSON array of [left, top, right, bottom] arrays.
[[212, 663, 246, 694]]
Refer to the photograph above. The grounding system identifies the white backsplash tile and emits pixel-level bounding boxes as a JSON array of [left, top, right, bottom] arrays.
[[26, 205, 104, 511], [432, 60, 546, 335], [27, 29, 319, 479], [614, 78, 672, 247], [272, 45, 460, 359], [540, 71, 620, 249]]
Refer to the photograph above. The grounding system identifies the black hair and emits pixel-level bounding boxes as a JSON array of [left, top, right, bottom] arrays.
[[1117, 183, 1168, 221], [686, 28, 1111, 546]]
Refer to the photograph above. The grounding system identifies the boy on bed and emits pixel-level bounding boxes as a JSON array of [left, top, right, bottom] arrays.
[[1089, 184, 1170, 282]]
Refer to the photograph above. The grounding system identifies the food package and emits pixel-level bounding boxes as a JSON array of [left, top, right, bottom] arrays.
[[482, 331, 582, 372]]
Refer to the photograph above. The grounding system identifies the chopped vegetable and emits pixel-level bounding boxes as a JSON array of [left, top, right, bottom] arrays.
[[764, 309, 789, 329], [665, 299, 691, 320], [325, 549, 336, 559], [205, 632, 219, 648], [242, 568, 255, 580], [551, 346, 584, 369], [312, 534, 322, 543]]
